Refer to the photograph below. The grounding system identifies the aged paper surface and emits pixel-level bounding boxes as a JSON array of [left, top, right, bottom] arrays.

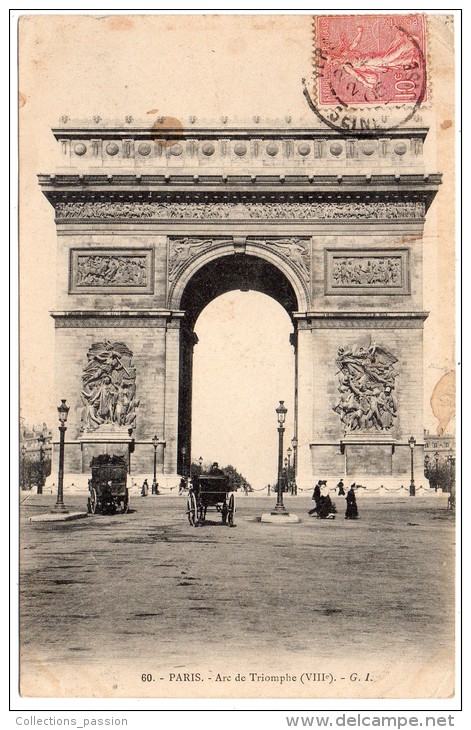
[[17, 12, 457, 703]]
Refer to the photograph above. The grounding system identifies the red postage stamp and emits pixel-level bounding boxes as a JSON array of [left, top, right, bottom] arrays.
[[315, 14, 427, 107]]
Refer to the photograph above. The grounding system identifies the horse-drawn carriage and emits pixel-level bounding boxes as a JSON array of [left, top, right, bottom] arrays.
[[186, 473, 235, 526], [87, 454, 130, 515]]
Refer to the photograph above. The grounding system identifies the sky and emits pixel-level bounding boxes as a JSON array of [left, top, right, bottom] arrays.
[[192, 291, 295, 489]]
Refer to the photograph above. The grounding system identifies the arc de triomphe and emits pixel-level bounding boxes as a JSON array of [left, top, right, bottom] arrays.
[[39, 122, 440, 489]]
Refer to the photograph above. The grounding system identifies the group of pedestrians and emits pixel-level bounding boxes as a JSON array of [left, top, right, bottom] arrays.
[[308, 478, 359, 520], [140, 478, 160, 496]]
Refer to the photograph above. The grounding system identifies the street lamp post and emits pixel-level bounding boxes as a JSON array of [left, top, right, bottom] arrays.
[[128, 428, 135, 475], [181, 446, 187, 479], [151, 434, 159, 495], [287, 446, 292, 494], [291, 436, 298, 495], [51, 399, 70, 514], [408, 436, 416, 496], [198, 456, 203, 474], [424, 454, 430, 485], [447, 454, 455, 491], [434, 451, 439, 491], [273, 400, 288, 512], [37, 433, 45, 495]]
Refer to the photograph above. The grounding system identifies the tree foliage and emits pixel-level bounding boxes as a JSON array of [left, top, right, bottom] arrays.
[[190, 461, 251, 491], [20, 456, 51, 490], [424, 461, 455, 493]]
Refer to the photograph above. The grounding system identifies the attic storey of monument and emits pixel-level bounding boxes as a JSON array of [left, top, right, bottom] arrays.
[[40, 122, 440, 490]]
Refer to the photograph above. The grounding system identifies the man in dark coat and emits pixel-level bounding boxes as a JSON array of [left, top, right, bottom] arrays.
[[345, 483, 359, 519], [337, 479, 345, 495], [308, 480, 323, 515]]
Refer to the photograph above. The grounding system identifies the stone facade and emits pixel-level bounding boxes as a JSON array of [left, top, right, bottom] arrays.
[[40, 122, 441, 488]]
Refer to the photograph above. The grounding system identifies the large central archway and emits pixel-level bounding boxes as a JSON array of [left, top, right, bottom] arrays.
[[190, 290, 295, 487], [176, 252, 300, 477]]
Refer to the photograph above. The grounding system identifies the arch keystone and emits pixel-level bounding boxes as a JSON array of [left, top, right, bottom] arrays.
[[233, 236, 247, 254]]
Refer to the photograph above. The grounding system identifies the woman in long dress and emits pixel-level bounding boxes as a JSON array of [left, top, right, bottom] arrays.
[[345, 484, 359, 519]]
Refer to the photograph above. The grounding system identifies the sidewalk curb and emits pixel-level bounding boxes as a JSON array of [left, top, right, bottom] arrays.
[[29, 512, 89, 523]]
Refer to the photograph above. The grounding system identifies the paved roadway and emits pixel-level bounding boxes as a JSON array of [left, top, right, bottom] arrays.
[[19, 492, 455, 699]]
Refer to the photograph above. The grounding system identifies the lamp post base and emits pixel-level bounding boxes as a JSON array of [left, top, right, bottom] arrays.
[[261, 512, 301, 524], [51, 503, 69, 514], [272, 504, 288, 514]]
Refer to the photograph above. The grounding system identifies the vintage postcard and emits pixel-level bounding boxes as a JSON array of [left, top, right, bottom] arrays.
[[16, 12, 458, 703]]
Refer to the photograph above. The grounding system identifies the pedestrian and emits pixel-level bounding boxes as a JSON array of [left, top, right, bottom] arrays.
[[448, 485, 455, 511], [102, 480, 114, 513], [178, 477, 186, 495], [337, 479, 345, 496], [317, 487, 336, 519], [141, 479, 149, 497], [308, 480, 323, 515], [267, 483, 271, 496], [345, 483, 359, 519]]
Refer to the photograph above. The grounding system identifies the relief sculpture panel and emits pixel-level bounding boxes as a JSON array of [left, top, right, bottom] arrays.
[[325, 249, 409, 295], [167, 238, 225, 282], [252, 238, 310, 282], [333, 336, 398, 433], [80, 341, 139, 432], [70, 249, 154, 294]]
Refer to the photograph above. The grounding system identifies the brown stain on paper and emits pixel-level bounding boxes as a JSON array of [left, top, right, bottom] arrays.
[[440, 119, 453, 130], [151, 115, 184, 147], [430, 370, 456, 435], [18, 91, 27, 109]]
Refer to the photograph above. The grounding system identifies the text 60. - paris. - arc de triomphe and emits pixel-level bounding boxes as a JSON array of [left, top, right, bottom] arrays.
[[39, 121, 441, 490]]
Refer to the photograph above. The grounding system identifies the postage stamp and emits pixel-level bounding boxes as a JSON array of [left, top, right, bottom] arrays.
[[306, 14, 428, 131], [315, 14, 427, 107]]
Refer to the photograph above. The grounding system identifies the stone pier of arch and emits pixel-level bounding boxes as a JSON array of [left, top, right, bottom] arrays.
[[39, 121, 441, 492]]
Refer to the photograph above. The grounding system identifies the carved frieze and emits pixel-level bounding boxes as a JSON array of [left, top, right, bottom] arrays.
[[80, 341, 139, 432], [325, 249, 410, 295], [69, 249, 153, 294], [333, 337, 398, 433], [56, 200, 426, 221]]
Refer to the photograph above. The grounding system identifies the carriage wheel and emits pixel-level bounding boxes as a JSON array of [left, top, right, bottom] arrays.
[[227, 494, 235, 527], [187, 492, 197, 526], [121, 490, 129, 514], [89, 488, 98, 514]]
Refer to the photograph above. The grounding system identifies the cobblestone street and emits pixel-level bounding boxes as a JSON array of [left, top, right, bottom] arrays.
[[19, 492, 455, 699]]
